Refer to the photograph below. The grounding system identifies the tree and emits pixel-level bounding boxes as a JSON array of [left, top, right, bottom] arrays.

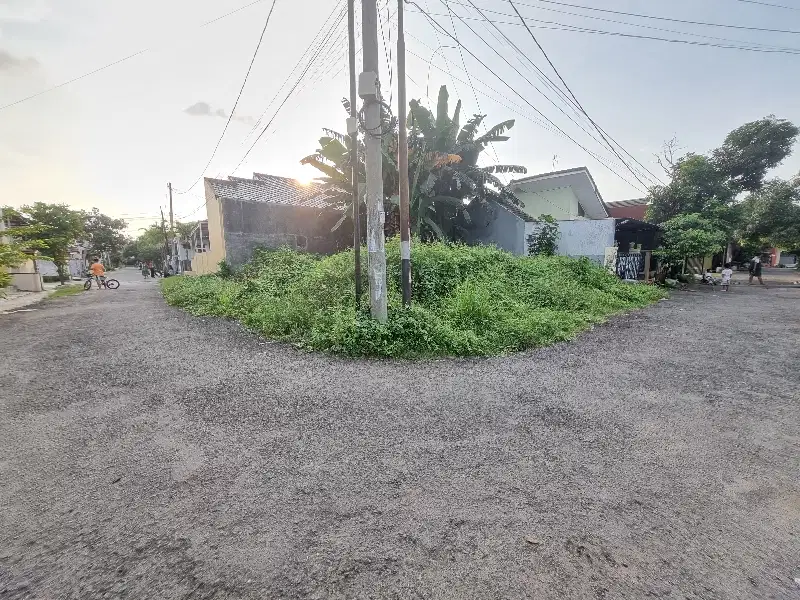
[[712, 116, 799, 193], [301, 86, 526, 241], [10, 203, 84, 284], [82, 208, 127, 266], [656, 213, 727, 267], [739, 178, 800, 250], [124, 223, 167, 265], [526, 215, 560, 256]]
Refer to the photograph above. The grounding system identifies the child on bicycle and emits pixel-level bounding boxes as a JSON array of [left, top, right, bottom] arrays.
[[89, 258, 106, 289]]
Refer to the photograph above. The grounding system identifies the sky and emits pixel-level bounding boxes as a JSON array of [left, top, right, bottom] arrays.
[[1, 0, 799, 234]]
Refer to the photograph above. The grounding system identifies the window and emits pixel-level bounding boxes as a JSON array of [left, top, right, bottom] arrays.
[[577, 203, 585, 217]]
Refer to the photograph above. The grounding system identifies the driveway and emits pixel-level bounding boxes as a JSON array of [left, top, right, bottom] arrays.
[[1, 268, 798, 599]]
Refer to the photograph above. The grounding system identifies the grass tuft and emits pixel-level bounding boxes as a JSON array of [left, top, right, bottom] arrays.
[[161, 240, 665, 358], [48, 284, 85, 299]]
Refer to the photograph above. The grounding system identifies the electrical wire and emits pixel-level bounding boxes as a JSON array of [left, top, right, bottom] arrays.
[[511, 0, 800, 35], [734, 0, 800, 8], [174, 0, 279, 195], [407, 2, 647, 193], [229, 3, 348, 175], [504, 0, 656, 189], [408, 7, 800, 55], [442, 0, 800, 52], [0, 0, 274, 112]]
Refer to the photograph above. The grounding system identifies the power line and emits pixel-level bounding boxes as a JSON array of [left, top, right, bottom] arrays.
[[409, 7, 800, 55], [449, 0, 800, 52], [512, 0, 800, 35], [0, 0, 273, 112], [175, 0, 279, 195], [407, 2, 647, 193], [504, 0, 654, 189], [230, 4, 348, 177], [733, 0, 800, 10], [455, 0, 661, 186]]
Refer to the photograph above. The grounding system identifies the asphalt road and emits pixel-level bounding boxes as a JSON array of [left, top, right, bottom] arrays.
[[1, 268, 798, 599]]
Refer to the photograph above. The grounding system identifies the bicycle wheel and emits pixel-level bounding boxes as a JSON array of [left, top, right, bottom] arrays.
[[105, 279, 120, 289], [83, 279, 92, 290]]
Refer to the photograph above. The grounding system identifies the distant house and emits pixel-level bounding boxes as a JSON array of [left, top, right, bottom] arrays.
[[466, 167, 616, 263], [190, 173, 351, 275], [606, 197, 649, 220]]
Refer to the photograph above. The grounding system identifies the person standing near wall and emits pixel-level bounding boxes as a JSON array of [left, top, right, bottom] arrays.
[[748, 256, 767, 287]]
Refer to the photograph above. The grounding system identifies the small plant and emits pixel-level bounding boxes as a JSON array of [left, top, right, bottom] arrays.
[[217, 260, 235, 279], [527, 214, 560, 257]]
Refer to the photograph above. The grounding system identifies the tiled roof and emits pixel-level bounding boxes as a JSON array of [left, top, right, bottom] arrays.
[[607, 197, 648, 207], [205, 173, 332, 209]]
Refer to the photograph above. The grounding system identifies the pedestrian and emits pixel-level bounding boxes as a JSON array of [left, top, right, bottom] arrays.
[[721, 262, 733, 292], [141, 261, 149, 279], [148, 260, 156, 279], [748, 255, 767, 287]]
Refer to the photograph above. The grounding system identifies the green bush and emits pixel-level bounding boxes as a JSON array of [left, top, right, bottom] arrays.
[[161, 241, 665, 358]]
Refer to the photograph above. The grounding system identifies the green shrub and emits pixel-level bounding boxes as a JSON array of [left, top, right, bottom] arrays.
[[161, 242, 665, 358]]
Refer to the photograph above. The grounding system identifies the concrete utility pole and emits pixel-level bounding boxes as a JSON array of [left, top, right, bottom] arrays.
[[160, 207, 170, 274], [396, 0, 412, 306], [360, 0, 388, 322], [168, 182, 178, 274], [347, 0, 362, 306]]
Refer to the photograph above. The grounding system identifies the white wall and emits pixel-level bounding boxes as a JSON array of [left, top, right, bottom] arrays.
[[516, 186, 582, 220], [554, 219, 616, 263]]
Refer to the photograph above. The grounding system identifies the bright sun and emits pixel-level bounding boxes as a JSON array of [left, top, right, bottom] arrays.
[[295, 171, 315, 186]]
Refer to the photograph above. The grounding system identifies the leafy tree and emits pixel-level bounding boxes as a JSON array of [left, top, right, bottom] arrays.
[[10, 203, 84, 284], [124, 223, 167, 265], [527, 214, 560, 256], [739, 178, 800, 250], [82, 208, 127, 266], [712, 116, 799, 193], [656, 213, 727, 267]]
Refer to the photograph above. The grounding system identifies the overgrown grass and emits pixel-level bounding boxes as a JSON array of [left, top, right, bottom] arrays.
[[48, 284, 84, 299], [161, 240, 665, 358]]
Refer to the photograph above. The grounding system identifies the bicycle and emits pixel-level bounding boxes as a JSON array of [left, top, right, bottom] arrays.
[[84, 274, 120, 290]]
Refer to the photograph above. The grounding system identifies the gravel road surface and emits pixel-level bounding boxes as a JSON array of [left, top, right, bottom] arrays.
[[1, 268, 798, 599]]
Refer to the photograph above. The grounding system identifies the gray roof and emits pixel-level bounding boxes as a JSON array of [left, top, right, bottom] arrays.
[[606, 197, 648, 207], [204, 173, 331, 209]]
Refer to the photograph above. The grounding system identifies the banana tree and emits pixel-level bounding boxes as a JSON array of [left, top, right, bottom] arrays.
[[406, 85, 527, 240], [302, 86, 527, 241]]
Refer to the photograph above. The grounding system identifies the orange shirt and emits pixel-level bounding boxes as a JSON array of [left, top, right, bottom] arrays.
[[90, 263, 105, 276]]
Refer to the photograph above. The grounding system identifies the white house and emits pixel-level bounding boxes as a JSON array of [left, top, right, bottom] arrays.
[[467, 167, 616, 263]]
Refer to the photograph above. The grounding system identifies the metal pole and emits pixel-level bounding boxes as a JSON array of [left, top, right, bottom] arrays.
[[348, 0, 362, 306], [397, 0, 412, 306], [362, 0, 388, 321]]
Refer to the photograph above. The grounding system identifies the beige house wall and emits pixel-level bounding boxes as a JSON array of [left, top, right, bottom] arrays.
[[189, 182, 227, 275], [516, 186, 582, 220]]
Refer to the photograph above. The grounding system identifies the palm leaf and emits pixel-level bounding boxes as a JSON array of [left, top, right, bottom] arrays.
[[299, 157, 347, 183], [322, 129, 348, 144], [318, 137, 348, 166], [435, 85, 450, 133], [423, 216, 445, 240], [457, 114, 485, 143], [474, 119, 515, 146], [481, 164, 528, 174], [409, 100, 435, 139]]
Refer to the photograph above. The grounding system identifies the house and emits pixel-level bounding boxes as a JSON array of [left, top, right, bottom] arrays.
[[1, 213, 43, 292], [466, 167, 616, 264], [605, 197, 649, 220], [190, 173, 352, 275]]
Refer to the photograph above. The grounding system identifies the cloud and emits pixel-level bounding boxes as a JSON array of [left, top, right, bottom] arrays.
[[0, 49, 38, 71], [183, 101, 255, 126]]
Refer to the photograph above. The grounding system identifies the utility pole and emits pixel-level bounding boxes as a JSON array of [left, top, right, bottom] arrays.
[[168, 182, 177, 274], [160, 207, 170, 274], [347, 0, 362, 306], [360, 0, 388, 321], [397, 0, 412, 306]]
